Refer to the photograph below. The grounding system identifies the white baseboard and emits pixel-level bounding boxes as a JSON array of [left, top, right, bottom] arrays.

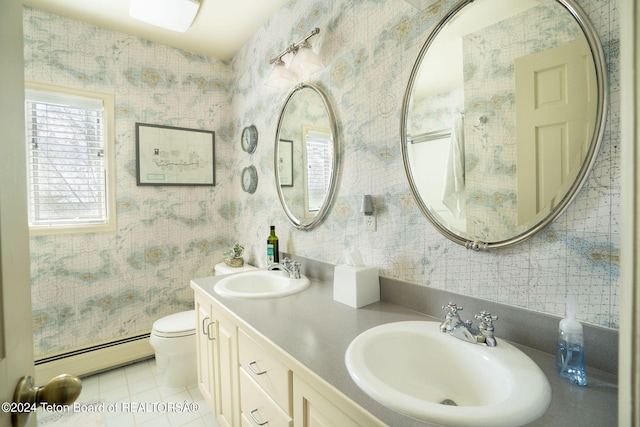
[[34, 332, 154, 386]]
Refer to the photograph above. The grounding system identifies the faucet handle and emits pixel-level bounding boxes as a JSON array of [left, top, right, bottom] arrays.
[[290, 261, 301, 279], [474, 310, 498, 326], [442, 302, 463, 317], [475, 311, 498, 346]]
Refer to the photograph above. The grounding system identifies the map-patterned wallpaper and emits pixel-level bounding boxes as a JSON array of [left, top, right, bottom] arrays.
[[24, 0, 619, 358]]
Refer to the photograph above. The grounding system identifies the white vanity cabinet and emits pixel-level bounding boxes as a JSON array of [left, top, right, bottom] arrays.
[[193, 286, 384, 427], [240, 368, 292, 426], [194, 288, 241, 427], [215, 308, 241, 427], [293, 374, 366, 427], [238, 329, 292, 426]]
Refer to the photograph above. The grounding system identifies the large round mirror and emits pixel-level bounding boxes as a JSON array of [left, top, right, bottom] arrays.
[[401, 0, 607, 250], [275, 83, 339, 230]]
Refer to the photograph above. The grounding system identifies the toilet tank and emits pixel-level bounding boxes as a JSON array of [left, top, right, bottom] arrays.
[[214, 262, 257, 275]]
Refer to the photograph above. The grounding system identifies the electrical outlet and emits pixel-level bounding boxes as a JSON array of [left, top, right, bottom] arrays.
[[364, 214, 376, 231]]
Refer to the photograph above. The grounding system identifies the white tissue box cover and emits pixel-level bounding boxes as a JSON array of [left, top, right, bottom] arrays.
[[333, 265, 380, 308]]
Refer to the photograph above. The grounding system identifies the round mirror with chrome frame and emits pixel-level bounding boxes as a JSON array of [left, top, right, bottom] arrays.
[[274, 83, 339, 230], [401, 0, 607, 250]]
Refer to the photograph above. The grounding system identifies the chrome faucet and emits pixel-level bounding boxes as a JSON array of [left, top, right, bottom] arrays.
[[440, 302, 498, 347], [267, 257, 301, 279]]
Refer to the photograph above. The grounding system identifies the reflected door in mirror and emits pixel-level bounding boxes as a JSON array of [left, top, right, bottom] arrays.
[[515, 39, 596, 227]]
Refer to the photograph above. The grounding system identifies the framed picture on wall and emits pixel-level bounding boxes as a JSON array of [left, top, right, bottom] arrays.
[[136, 123, 215, 186], [278, 139, 293, 187]]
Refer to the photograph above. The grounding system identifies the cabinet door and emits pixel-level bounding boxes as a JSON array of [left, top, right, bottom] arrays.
[[215, 309, 240, 427], [195, 296, 215, 409], [293, 376, 361, 427]]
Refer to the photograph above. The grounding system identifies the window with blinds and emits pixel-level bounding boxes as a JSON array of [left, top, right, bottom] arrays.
[[304, 129, 333, 214], [25, 83, 115, 235]]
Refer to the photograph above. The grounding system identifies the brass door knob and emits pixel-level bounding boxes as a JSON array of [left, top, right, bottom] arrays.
[[12, 374, 82, 427]]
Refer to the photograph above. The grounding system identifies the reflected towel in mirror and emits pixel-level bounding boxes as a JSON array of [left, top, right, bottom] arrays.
[[442, 113, 466, 218]]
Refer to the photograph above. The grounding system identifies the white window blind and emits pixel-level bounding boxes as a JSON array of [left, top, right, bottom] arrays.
[[305, 130, 333, 213], [25, 88, 108, 228]]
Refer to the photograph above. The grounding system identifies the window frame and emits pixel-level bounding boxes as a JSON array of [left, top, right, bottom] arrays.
[[24, 81, 116, 236]]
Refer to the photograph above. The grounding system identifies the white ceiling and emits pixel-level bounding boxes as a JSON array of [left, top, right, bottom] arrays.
[[23, 0, 288, 61]]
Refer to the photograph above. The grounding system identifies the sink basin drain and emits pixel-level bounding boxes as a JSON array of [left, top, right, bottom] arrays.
[[439, 399, 458, 406]]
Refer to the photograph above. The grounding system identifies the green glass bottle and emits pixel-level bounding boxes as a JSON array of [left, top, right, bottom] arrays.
[[267, 225, 279, 265]]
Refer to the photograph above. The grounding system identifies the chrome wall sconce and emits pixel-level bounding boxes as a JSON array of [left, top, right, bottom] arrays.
[[265, 28, 324, 89]]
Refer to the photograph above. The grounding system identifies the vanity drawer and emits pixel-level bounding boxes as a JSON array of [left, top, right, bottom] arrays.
[[240, 368, 292, 427], [239, 329, 291, 412]]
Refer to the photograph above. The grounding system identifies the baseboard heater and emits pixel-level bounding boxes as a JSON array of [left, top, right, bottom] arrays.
[[34, 332, 154, 386]]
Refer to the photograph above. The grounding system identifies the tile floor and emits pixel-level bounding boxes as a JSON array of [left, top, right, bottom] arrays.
[[37, 358, 221, 427]]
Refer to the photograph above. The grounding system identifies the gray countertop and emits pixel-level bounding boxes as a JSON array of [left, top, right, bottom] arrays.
[[191, 273, 617, 427]]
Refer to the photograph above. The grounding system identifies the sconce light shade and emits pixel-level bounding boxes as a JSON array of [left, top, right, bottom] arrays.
[[289, 41, 324, 77], [265, 58, 298, 89], [130, 0, 200, 32], [361, 195, 374, 216], [266, 28, 323, 89]]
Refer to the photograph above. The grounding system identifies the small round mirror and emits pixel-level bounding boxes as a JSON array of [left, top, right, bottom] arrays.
[[401, 0, 607, 249], [275, 83, 339, 230]]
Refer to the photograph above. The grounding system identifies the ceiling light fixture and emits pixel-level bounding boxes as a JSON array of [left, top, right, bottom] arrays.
[[266, 28, 324, 89], [129, 0, 201, 33]]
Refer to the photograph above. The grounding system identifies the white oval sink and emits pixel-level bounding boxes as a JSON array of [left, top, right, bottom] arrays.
[[345, 321, 551, 427], [214, 270, 310, 299]]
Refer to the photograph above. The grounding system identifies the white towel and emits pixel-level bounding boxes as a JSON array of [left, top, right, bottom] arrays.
[[442, 114, 466, 218]]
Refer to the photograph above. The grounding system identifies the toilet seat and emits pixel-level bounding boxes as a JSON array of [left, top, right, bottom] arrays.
[[152, 310, 195, 338]]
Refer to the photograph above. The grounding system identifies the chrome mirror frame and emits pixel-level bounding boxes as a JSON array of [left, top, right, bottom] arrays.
[[400, 0, 608, 250], [274, 83, 340, 230]]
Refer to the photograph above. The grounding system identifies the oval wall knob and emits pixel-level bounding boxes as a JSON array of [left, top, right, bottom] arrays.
[[12, 374, 82, 427]]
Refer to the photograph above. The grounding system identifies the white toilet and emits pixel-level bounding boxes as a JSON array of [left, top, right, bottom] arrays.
[[150, 262, 257, 387]]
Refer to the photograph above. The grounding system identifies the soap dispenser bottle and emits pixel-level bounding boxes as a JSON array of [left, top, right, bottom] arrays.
[[554, 300, 587, 386], [267, 225, 279, 265]]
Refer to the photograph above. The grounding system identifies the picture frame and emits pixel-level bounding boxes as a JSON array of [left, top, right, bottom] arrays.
[[278, 139, 293, 187], [136, 123, 215, 186]]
